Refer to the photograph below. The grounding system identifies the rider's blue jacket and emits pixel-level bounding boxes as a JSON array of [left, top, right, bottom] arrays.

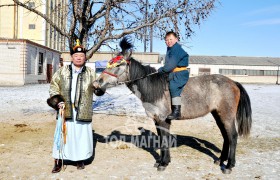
[[158, 42, 189, 97]]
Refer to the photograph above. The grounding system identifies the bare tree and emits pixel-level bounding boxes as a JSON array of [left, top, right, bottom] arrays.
[[11, 0, 218, 58]]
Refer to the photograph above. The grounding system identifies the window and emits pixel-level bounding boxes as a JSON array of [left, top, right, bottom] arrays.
[[38, 52, 44, 75], [50, 27, 52, 38], [51, 0, 54, 10], [198, 68, 210, 75], [27, 53, 36, 74], [219, 69, 278, 76], [264, 70, 278, 76], [187, 68, 191, 74], [29, 24, 36, 29]]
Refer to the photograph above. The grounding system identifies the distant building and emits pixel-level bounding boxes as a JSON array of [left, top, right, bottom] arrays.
[[189, 56, 280, 84], [0, 0, 67, 51], [62, 52, 280, 84], [61, 51, 160, 64], [0, 39, 60, 86], [61, 51, 161, 77], [1, 42, 279, 85]]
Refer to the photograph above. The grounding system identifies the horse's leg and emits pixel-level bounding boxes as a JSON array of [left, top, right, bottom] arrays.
[[211, 110, 229, 166], [212, 110, 238, 174], [154, 121, 162, 167], [224, 120, 238, 174], [156, 119, 171, 171]]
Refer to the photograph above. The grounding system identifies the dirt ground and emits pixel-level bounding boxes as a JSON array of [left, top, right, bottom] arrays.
[[0, 85, 280, 179]]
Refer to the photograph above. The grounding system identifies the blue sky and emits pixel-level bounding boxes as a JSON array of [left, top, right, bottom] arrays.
[[137, 0, 280, 57]]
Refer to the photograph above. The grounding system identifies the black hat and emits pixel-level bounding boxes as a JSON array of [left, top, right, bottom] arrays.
[[70, 39, 86, 55]]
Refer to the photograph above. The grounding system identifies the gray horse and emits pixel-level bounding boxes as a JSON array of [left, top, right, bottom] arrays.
[[93, 37, 252, 174]]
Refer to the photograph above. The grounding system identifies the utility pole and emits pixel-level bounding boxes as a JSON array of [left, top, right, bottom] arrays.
[[144, 0, 153, 52], [150, 25, 153, 52], [276, 65, 279, 85], [144, 0, 148, 52]]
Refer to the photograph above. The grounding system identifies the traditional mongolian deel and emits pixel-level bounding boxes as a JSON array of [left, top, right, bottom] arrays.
[[47, 39, 96, 173], [158, 42, 189, 97], [49, 64, 95, 161]]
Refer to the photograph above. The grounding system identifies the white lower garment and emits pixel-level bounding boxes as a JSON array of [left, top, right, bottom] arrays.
[[52, 108, 93, 161]]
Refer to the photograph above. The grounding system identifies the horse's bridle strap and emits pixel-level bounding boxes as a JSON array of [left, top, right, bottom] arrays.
[[103, 70, 118, 77]]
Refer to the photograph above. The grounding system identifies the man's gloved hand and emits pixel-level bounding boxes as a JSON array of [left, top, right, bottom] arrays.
[[57, 102, 65, 109]]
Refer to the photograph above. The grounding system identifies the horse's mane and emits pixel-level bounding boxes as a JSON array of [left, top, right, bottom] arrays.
[[128, 58, 168, 103]]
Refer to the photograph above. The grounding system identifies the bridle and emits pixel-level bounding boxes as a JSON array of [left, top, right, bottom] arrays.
[[102, 70, 118, 78], [101, 56, 158, 86], [101, 57, 131, 85]]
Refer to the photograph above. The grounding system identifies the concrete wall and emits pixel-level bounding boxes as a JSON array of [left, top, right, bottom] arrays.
[[0, 41, 25, 86], [61, 51, 160, 63], [0, 0, 66, 51], [0, 1, 15, 38], [0, 39, 60, 86]]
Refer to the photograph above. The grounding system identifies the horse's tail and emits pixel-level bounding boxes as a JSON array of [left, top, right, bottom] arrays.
[[235, 82, 252, 138]]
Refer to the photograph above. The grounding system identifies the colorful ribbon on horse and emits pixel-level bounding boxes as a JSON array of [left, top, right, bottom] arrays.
[[106, 56, 128, 68]]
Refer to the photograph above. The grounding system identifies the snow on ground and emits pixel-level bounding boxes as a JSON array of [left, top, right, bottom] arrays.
[[243, 84, 280, 138], [0, 83, 279, 139], [0, 83, 279, 179], [93, 84, 146, 116]]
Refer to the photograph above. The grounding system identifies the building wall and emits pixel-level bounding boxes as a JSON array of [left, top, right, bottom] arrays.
[[0, 0, 66, 51], [0, 39, 60, 86], [0, 1, 16, 38], [45, 0, 67, 51], [0, 41, 25, 86], [61, 51, 160, 63], [189, 64, 279, 84]]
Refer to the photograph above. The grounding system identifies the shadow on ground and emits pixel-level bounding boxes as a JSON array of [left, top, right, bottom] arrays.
[[93, 127, 221, 163]]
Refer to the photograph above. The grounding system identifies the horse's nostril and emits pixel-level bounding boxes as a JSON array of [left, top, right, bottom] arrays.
[[99, 79, 103, 84], [94, 88, 105, 96]]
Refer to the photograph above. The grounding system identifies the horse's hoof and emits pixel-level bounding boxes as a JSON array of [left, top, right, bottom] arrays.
[[154, 162, 160, 168], [157, 166, 166, 171], [222, 168, 232, 174], [214, 159, 220, 165]]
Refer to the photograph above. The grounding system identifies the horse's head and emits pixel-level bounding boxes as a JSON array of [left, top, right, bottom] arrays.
[[93, 37, 133, 96]]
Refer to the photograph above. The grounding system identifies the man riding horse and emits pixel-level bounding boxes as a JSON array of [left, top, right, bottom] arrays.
[[158, 31, 190, 120]]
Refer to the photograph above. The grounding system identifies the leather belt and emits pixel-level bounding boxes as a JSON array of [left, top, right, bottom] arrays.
[[173, 67, 187, 72]]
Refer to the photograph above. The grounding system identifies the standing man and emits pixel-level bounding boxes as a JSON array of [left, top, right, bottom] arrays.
[[158, 31, 189, 120], [47, 40, 96, 173]]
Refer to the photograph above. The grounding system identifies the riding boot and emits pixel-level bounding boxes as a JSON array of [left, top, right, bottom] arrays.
[[52, 159, 62, 173], [77, 160, 85, 170], [167, 105, 181, 120]]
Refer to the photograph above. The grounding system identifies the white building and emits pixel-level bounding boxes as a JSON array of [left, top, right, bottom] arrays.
[[189, 56, 280, 84], [0, 39, 60, 86]]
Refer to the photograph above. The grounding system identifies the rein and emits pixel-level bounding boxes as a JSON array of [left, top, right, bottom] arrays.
[[102, 68, 158, 86], [119, 71, 158, 85], [101, 55, 158, 86]]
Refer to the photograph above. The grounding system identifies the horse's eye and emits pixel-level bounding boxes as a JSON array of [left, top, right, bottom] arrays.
[[115, 63, 122, 67]]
